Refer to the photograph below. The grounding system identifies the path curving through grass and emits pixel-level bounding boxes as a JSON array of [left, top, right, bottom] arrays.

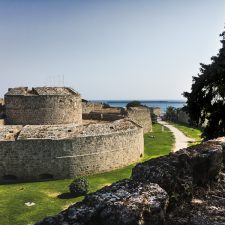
[[158, 121, 194, 151]]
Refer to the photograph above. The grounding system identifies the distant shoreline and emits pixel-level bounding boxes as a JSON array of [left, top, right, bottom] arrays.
[[91, 100, 186, 103], [90, 100, 186, 113]]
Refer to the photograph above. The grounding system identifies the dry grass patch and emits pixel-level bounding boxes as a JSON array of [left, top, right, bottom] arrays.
[[44, 191, 61, 198]]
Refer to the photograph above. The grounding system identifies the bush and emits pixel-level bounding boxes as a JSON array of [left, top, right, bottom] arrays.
[[126, 101, 141, 108], [165, 106, 178, 122], [151, 113, 158, 124], [81, 99, 88, 103], [69, 177, 89, 197], [102, 103, 110, 108]]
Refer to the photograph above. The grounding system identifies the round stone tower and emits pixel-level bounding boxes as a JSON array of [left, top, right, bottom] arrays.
[[4, 87, 82, 125]]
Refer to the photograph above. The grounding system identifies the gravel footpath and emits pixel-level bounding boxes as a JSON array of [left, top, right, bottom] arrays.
[[158, 121, 194, 152]]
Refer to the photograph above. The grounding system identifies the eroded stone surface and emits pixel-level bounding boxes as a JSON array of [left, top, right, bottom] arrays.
[[36, 138, 225, 225], [36, 180, 168, 225], [0, 125, 23, 141], [5, 87, 82, 125], [132, 142, 223, 207], [0, 119, 144, 181], [166, 172, 225, 225], [16, 119, 139, 140]]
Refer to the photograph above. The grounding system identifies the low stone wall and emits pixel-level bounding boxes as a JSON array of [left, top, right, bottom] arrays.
[[0, 120, 144, 182], [37, 138, 225, 225], [126, 107, 152, 133]]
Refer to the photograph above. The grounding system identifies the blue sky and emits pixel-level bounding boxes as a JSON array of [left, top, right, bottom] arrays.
[[0, 0, 225, 100]]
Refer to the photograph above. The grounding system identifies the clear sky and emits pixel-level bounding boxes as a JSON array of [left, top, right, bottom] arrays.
[[0, 0, 225, 100]]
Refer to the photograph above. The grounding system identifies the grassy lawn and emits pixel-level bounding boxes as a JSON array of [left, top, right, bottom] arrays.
[[169, 122, 202, 146], [0, 123, 174, 225]]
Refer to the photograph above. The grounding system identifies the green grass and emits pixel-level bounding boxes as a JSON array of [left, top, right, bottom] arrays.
[[169, 122, 202, 146], [0, 123, 174, 225], [144, 124, 175, 160]]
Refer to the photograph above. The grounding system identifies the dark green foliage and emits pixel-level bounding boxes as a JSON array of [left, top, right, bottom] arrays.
[[126, 100, 141, 108], [151, 113, 158, 124], [102, 103, 110, 108], [81, 99, 88, 103], [183, 29, 225, 140], [69, 177, 89, 196], [165, 106, 178, 121]]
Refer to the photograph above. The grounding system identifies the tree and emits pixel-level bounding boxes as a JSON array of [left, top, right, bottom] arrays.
[[165, 106, 178, 121], [183, 28, 225, 140], [126, 101, 142, 108]]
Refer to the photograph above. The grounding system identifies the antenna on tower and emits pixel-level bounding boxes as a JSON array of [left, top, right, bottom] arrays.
[[62, 74, 65, 87]]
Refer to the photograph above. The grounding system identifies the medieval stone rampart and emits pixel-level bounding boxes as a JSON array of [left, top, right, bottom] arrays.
[[82, 101, 103, 113], [0, 120, 143, 182], [83, 106, 152, 133], [5, 87, 82, 125], [82, 107, 125, 121], [126, 106, 152, 133]]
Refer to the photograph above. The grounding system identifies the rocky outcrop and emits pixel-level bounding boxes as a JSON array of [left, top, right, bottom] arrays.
[[36, 138, 225, 225], [36, 180, 168, 225], [132, 142, 223, 207]]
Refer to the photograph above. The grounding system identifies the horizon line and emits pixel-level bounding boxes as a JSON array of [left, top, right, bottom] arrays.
[[89, 99, 186, 102]]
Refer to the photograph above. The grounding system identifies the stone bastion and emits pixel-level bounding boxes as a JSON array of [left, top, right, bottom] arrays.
[[0, 119, 143, 182], [0, 87, 145, 182], [5, 87, 82, 125]]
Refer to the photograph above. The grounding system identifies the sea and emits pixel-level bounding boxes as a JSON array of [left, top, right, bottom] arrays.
[[94, 100, 186, 114]]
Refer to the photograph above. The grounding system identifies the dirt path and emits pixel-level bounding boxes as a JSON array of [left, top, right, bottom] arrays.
[[158, 121, 194, 152]]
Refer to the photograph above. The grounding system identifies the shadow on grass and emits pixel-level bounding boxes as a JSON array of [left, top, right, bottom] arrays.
[[57, 192, 78, 199]]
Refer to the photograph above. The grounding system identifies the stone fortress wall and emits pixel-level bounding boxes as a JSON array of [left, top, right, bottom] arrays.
[[0, 120, 143, 182], [5, 87, 82, 125], [82, 101, 103, 113], [82, 107, 125, 122], [126, 106, 152, 133], [0, 87, 145, 182], [82, 103, 152, 133]]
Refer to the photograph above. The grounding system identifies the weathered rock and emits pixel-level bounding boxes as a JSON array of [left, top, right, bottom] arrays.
[[132, 151, 193, 207], [36, 179, 169, 225], [166, 172, 225, 225], [206, 137, 225, 170], [36, 138, 225, 225], [186, 143, 223, 185], [132, 142, 223, 207]]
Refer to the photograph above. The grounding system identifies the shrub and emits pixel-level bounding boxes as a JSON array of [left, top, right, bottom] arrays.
[[102, 103, 110, 108], [69, 177, 89, 196], [151, 113, 158, 124], [126, 101, 141, 108]]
